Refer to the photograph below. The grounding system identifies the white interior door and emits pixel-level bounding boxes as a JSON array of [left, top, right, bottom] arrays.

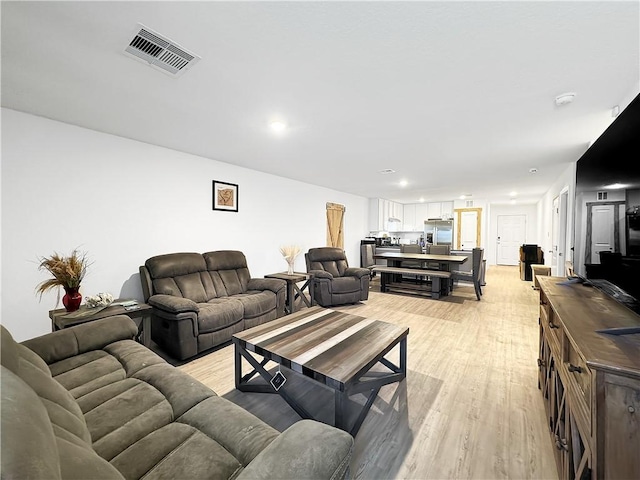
[[497, 215, 526, 265], [556, 190, 569, 276], [552, 196, 559, 273], [590, 204, 615, 263], [459, 211, 478, 250]]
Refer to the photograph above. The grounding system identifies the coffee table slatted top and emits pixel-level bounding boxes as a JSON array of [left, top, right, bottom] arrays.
[[233, 306, 409, 390]]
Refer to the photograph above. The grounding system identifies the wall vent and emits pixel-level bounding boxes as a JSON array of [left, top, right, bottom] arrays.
[[124, 24, 200, 77], [465, 200, 474, 208], [597, 191, 608, 201]]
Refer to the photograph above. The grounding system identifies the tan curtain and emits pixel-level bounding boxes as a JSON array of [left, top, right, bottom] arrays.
[[326, 202, 345, 248]]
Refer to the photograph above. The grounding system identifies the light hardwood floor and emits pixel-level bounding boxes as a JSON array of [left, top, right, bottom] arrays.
[[179, 265, 558, 479]]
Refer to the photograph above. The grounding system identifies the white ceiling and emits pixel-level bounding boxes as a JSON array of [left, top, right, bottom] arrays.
[[2, 1, 638, 204]]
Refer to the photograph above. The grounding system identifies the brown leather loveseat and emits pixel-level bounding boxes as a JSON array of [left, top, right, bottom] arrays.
[[140, 251, 286, 360]]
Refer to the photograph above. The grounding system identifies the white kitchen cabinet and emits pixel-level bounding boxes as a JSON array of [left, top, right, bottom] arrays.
[[426, 201, 454, 220], [427, 202, 441, 219], [403, 204, 416, 231], [415, 204, 428, 230], [369, 198, 404, 231], [441, 201, 454, 219]]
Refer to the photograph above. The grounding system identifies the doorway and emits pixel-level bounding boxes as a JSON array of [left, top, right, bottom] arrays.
[[585, 201, 624, 264], [552, 189, 569, 276], [497, 215, 526, 265], [454, 208, 482, 250]]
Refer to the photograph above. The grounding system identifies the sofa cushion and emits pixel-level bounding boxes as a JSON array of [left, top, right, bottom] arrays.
[[177, 396, 279, 467], [50, 350, 127, 398], [329, 276, 363, 294], [204, 251, 252, 296], [110, 423, 242, 480], [1, 367, 63, 480], [146, 253, 216, 302], [197, 298, 244, 334], [85, 379, 174, 461], [2, 365, 125, 480], [145, 252, 207, 278], [234, 291, 277, 320], [307, 248, 349, 277]]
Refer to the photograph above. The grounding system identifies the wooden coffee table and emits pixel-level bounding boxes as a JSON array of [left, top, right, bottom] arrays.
[[233, 306, 409, 436]]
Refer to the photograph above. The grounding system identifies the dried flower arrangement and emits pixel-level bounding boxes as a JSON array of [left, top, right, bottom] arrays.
[[36, 249, 90, 300], [280, 245, 301, 275]]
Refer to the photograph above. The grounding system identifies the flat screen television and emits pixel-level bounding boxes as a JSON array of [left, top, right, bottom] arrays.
[[573, 93, 640, 308]]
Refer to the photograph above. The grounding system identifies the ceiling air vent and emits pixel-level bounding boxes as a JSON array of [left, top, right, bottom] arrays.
[[124, 24, 200, 77]]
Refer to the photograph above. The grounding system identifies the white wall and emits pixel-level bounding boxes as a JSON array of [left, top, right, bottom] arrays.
[[1, 109, 369, 341]]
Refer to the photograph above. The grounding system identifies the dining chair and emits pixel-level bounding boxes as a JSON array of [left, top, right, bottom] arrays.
[[426, 244, 450, 269], [400, 244, 424, 269], [360, 244, 376, 280], [451, 247, 484, 300]]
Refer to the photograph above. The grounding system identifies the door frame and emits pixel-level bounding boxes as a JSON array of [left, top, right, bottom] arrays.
[[454, 208, 482, 250], [584, 201, 624, 265]]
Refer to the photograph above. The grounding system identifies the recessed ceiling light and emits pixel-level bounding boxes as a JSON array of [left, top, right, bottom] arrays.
[[510, 191, 518, 197], [379, 169, 396, 174], [510, 200, 517, 205], [460, 193, 472, 200], [269, 120, 287, 133], [603, 183, 629, 190], [419, 197, 425, 203], [399, 180, 408, 187]]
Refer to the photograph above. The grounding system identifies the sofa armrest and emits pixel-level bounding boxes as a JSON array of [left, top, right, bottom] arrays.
[[309, 270, 334, 280], [237, 420, 353, 480], [247, 277, 286, 294], [148, 294, 199, 314], [344, 267, 370, 279], [21, 315, 138, 365]]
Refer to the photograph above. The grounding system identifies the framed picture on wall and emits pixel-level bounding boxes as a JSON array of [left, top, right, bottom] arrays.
[[212, 180, 239, 212]]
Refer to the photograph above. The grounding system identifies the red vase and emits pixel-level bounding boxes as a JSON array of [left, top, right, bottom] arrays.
[[63, 286, 82, 312]]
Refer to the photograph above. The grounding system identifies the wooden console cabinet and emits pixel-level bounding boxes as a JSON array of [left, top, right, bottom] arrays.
[[537, 277, 640, 479]]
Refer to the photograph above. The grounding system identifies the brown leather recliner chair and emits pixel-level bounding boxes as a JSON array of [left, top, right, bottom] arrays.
[[305, 247, 370, 307]]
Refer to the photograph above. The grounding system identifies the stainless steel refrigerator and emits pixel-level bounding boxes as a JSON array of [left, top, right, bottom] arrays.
[[424, 219, 453, 246]]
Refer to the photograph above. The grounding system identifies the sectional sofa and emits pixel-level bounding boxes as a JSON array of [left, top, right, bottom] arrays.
[[0, 316, 354, 479]]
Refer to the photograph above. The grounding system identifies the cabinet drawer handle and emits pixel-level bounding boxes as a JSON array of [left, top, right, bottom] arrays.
[[548, 320, 559, 329], [568, 364, 583, 374]]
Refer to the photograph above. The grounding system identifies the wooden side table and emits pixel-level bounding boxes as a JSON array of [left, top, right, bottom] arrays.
[[49, 300, 153, 347], [264, 272, 314, 315]]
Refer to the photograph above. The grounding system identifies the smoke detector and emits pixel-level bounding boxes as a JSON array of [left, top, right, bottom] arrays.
[[555, 92, 576, 106], [124, 24, 200, 77]]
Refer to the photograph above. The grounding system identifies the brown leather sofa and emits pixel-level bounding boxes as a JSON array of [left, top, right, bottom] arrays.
[[0, 317, 353, 479], [140, 251, 286, 360], [305, 247, 370, 307]]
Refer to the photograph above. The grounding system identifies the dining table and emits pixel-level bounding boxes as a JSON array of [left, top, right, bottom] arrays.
[[373, 251, 469, 297], [373, 251, 468, 271]]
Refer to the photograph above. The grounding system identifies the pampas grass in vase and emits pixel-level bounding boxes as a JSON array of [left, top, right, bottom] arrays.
[[279, 245, 301, 275], [36, 249, 90, 312]]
